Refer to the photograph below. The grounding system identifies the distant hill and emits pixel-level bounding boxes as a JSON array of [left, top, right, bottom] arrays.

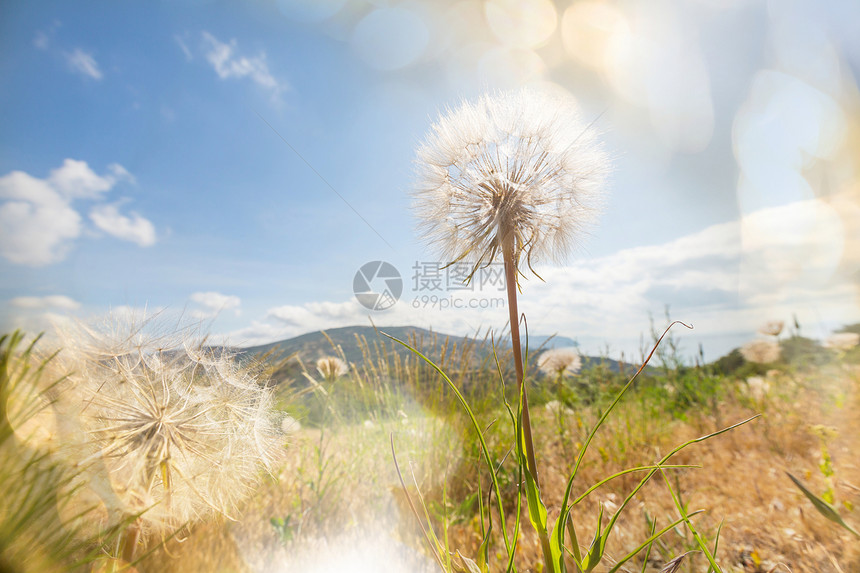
[[240, 325, 468, 365], [527, 334, 578, 350], [238, 325, 635, 373]]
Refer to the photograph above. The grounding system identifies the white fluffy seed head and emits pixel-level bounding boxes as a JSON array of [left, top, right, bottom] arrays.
[[52, 316, 280, 532], [537, 347, 582, 377], [316, 356, 349, 380], [413, 87, 609, 276], [757, 320, 784, 337], [740, 339, 781, 364]]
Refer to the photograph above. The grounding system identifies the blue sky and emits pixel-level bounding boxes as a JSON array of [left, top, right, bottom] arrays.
[[2, 0, 859, 362]]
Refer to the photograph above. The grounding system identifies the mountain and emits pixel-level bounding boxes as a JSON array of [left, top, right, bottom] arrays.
[[526, 334, 578, 349], [239, 325, 477, 365], [239, 325, 634, 373]]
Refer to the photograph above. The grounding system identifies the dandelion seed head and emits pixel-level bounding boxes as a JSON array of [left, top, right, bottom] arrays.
[[745, 376, 770, 401], [413, 87, 609, 276], [740, 339, 781, 364], [537, 347, 582, 377], [53, 316, 280, 531], [757, 320, 784, 337], [316, 356, 349, 380]]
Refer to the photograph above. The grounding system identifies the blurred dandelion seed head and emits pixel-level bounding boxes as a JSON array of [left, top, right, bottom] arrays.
[[316, 356, 349, 380], [745, 376, 770, 401], [758, 320, 784, 337], [740, 338, 781, 364], [53, 316, 280, 531], [537, 347, 582, 377], [413, 87, 609, 276]]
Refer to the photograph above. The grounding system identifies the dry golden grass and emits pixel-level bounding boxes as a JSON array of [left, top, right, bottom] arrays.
[[133, 366, 859, 573]]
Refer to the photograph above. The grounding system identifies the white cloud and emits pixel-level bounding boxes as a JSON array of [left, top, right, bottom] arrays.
[[3, 294, 81, 341], [10, 295, 81, 311], [200, 32, 287, 102], [90, 204, 156, 247], [0, 160, 155, 265], [0, 171, 81, 265], [227, 198, 859, 359], [65, 48, 103, 80], [190, 291, 241, 318], [48, 159, 129, 199]]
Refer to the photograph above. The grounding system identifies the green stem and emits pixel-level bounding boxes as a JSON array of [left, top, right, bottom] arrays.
[[502, 240, 539, 486], [503, 238, 554, 571]]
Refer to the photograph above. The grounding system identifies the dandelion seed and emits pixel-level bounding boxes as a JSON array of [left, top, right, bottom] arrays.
[[740, 339, 781, 364], [537, 347, 582, 377], [316, 356, 349, 380], [413, 87, 609, 277]]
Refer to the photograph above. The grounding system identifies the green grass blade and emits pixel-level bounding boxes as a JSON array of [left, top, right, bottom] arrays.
[[607, 511, 704, 573], [391, 433, 446, 571], [659, 470, 721, 572], [383, 333, 512, 555], [786, 472, 860, 537], [570, 465, 698, 506], [707, 521, 724, 573], [551, 322, 693, 571]]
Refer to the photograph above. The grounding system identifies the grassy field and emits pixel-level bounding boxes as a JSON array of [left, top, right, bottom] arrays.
[[2, 326, 859, 572]]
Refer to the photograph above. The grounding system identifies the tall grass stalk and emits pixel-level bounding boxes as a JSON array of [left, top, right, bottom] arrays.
[[388, 318, 758, 572]]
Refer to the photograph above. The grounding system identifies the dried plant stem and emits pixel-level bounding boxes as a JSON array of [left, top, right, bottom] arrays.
[[121, 520, 141, 564], [503, 235, 554, 569]]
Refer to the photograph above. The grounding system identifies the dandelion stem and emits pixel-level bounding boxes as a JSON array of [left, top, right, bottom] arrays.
[[503, 235, 554, 569], [502, 239, 539, 484]]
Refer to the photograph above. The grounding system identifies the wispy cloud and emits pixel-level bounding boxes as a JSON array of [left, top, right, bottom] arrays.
[[174, 33, 193, 61], [222, 198, 860, 358], [198, 31, 287, 103], [65, 48, 103, 80], [33, 20, 61, 51], [10, 295, 81, 311], [189, 291, 241, 318], [33, 31, 50, 50], [3, 294, 82, 340], [0, 160, 155, 266], [90, 204, 156, 247]]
